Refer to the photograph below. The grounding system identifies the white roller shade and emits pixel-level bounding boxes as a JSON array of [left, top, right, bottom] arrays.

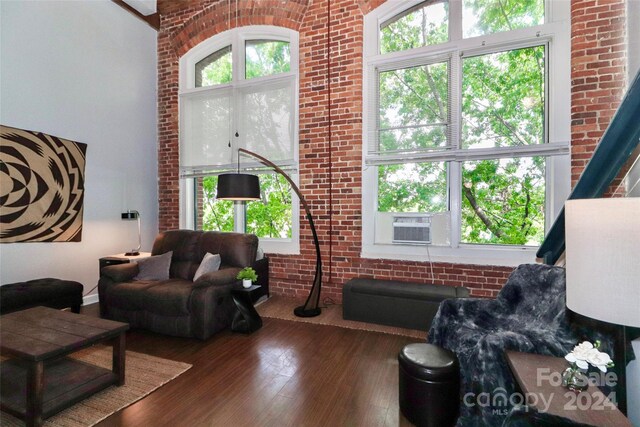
[[180, 87, 233, 173], [238, 77, 295, 166]]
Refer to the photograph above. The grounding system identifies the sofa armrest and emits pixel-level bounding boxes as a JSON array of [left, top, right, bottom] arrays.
[[193, 267, 241, 288], [101, 263, 139, 282]]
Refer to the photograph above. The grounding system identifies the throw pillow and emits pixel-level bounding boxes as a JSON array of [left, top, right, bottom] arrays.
[[193, 252, 221, 282], [134, 251, 172, 281]]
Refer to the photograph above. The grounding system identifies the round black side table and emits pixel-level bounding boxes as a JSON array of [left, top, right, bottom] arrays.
[[231, 284, 263, 333], [398, 343, 460, 427]]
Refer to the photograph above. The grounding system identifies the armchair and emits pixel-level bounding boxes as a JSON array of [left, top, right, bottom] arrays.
[[428, 264, 614, 426], [99, 229, 268, 340]]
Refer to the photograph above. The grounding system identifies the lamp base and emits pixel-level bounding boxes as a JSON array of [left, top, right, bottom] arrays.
[[294, 306, 321, 318], [125, 251, 140, 256]]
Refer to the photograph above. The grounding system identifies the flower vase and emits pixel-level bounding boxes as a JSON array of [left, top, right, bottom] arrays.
[[562, 366, 589, 392], [242, 279, 252, 288]]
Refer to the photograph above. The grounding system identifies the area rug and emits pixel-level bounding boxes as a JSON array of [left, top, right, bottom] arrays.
[[1, 346, 191, 427], [257, 295, 426, 339]]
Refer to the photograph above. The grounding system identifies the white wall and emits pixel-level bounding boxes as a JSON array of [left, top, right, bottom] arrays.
[[0, 0, 158, 303]]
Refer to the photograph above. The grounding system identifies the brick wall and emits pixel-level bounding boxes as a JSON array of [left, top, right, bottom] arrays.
[[156, 0, 628, 303], [570, 0, 628, 187]]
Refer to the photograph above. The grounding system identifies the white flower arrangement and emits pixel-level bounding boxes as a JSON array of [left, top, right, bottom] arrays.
[[564, 340, 614, 372]]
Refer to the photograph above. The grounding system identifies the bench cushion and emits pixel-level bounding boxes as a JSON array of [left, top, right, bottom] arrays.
[[344, 279, 467, 301], [342, 278, 469, 331]]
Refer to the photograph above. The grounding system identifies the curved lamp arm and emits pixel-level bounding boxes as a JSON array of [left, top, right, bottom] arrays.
[[238, 148, 323, 317]]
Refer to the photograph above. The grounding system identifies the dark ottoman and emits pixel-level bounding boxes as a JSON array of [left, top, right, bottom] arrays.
[[0, 278, 83, 314], [399, 343, 460, 427]]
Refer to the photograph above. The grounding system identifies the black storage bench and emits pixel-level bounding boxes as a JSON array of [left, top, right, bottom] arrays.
[[0, 278, 84, 315], [342, 278, 469, 331]]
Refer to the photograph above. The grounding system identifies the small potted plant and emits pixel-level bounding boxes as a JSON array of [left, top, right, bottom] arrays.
[[236, 267, 258, 288]]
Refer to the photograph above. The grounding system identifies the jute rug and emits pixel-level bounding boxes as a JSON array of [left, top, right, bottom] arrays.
[[257, 295, 426, 339], [1, 346, 191, 427]]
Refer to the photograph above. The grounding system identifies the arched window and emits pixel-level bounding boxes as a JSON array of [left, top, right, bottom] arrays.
[[362, 0, 570, 265], [179, 26, 300, 253]]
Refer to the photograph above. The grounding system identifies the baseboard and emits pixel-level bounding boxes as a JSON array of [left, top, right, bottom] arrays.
[[254, 295, 269, 306], [83, 293, 99, 306]]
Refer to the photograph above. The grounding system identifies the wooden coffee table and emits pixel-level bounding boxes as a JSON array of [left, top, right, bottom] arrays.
[[0, 306, 129, 427]]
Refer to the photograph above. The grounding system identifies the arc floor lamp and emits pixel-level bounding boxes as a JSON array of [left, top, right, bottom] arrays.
[[217, 148, 323, 317]]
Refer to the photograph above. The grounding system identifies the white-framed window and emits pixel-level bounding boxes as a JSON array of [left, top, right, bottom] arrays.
[[363, 0, 571, 266], [178, 26, 300, 254]]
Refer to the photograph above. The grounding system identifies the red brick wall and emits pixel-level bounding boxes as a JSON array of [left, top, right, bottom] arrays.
[[157, 0, 627, 303], [570, 0, 628, 187]]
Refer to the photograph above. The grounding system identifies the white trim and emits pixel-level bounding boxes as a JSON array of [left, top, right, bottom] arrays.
[[362, 0, 571, 265], [83, 293, 99, 306], [448, 0, 463, 42], [366, 23, 561, 68], [260, 238, 300, 255], [180, 31, 233, 90], [449, 162, 462, 247], [365, 142, 569, 165], [180, 177, 195, 229], [361, 243, 539, 267]]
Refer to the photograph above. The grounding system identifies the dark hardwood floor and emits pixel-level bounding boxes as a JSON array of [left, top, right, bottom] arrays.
[[80, 304, 421, 426]]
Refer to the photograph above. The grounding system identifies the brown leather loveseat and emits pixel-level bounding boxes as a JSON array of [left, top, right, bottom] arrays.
[[98, 229, 268, 339]]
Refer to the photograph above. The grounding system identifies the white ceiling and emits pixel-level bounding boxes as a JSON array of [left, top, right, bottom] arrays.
[[122, 0, 157, 16]]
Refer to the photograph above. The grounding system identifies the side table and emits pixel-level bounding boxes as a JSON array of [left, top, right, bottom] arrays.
[[231, 285, 263, 333], [506, 351, 631, 426], [99, 252, 152, 270]]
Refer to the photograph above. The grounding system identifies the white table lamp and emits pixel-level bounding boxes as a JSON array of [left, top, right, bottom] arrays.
[[565, 197, 640, 416], [565, 198, 640, 328]]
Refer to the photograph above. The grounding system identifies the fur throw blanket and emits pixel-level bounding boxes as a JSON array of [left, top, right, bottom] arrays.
[[428, 264, 581, 426]]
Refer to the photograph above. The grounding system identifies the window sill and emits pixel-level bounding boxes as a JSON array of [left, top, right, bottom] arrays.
[[260, 238, 300, 255], [361, 243, 539, 267]]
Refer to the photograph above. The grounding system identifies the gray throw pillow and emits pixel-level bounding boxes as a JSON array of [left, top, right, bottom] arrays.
[[134, 251, 172, 281], [193, 253, 221, 282]]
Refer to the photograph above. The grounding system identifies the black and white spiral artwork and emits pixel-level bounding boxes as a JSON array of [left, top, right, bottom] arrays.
[[0, 125, 86, 242]]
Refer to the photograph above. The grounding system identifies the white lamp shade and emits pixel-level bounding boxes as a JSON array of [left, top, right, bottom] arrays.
[[565, 198, 640, 327]]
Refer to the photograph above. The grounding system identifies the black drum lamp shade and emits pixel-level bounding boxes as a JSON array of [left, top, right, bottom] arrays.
[[217, 173, 260, 201]]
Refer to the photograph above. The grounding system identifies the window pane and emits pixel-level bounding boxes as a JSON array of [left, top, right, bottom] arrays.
[[463, 0, 544, 38], [380, 1, 448, 54], [240, 79, 295, 163], [180, 89, 232, 168], [196, 46, 232, 87], [245, 40, 290, 79], [199, 176, 234, 232], [246, 173, 292, 239], [462, 46, 545, 149], [378, 61, 449, 153], [378, 162, 448, 213], [461, 156, 545, 245]]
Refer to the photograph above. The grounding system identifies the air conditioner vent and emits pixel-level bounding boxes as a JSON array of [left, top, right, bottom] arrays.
[[392, 215, 431, 244]]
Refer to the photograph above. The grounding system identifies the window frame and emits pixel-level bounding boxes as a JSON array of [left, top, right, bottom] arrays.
[[179, 26, 300, 255], [362, 0, 571, 266]]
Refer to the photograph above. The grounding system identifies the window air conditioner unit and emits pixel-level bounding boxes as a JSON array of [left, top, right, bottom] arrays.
[[392, 215, 431, 244]]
